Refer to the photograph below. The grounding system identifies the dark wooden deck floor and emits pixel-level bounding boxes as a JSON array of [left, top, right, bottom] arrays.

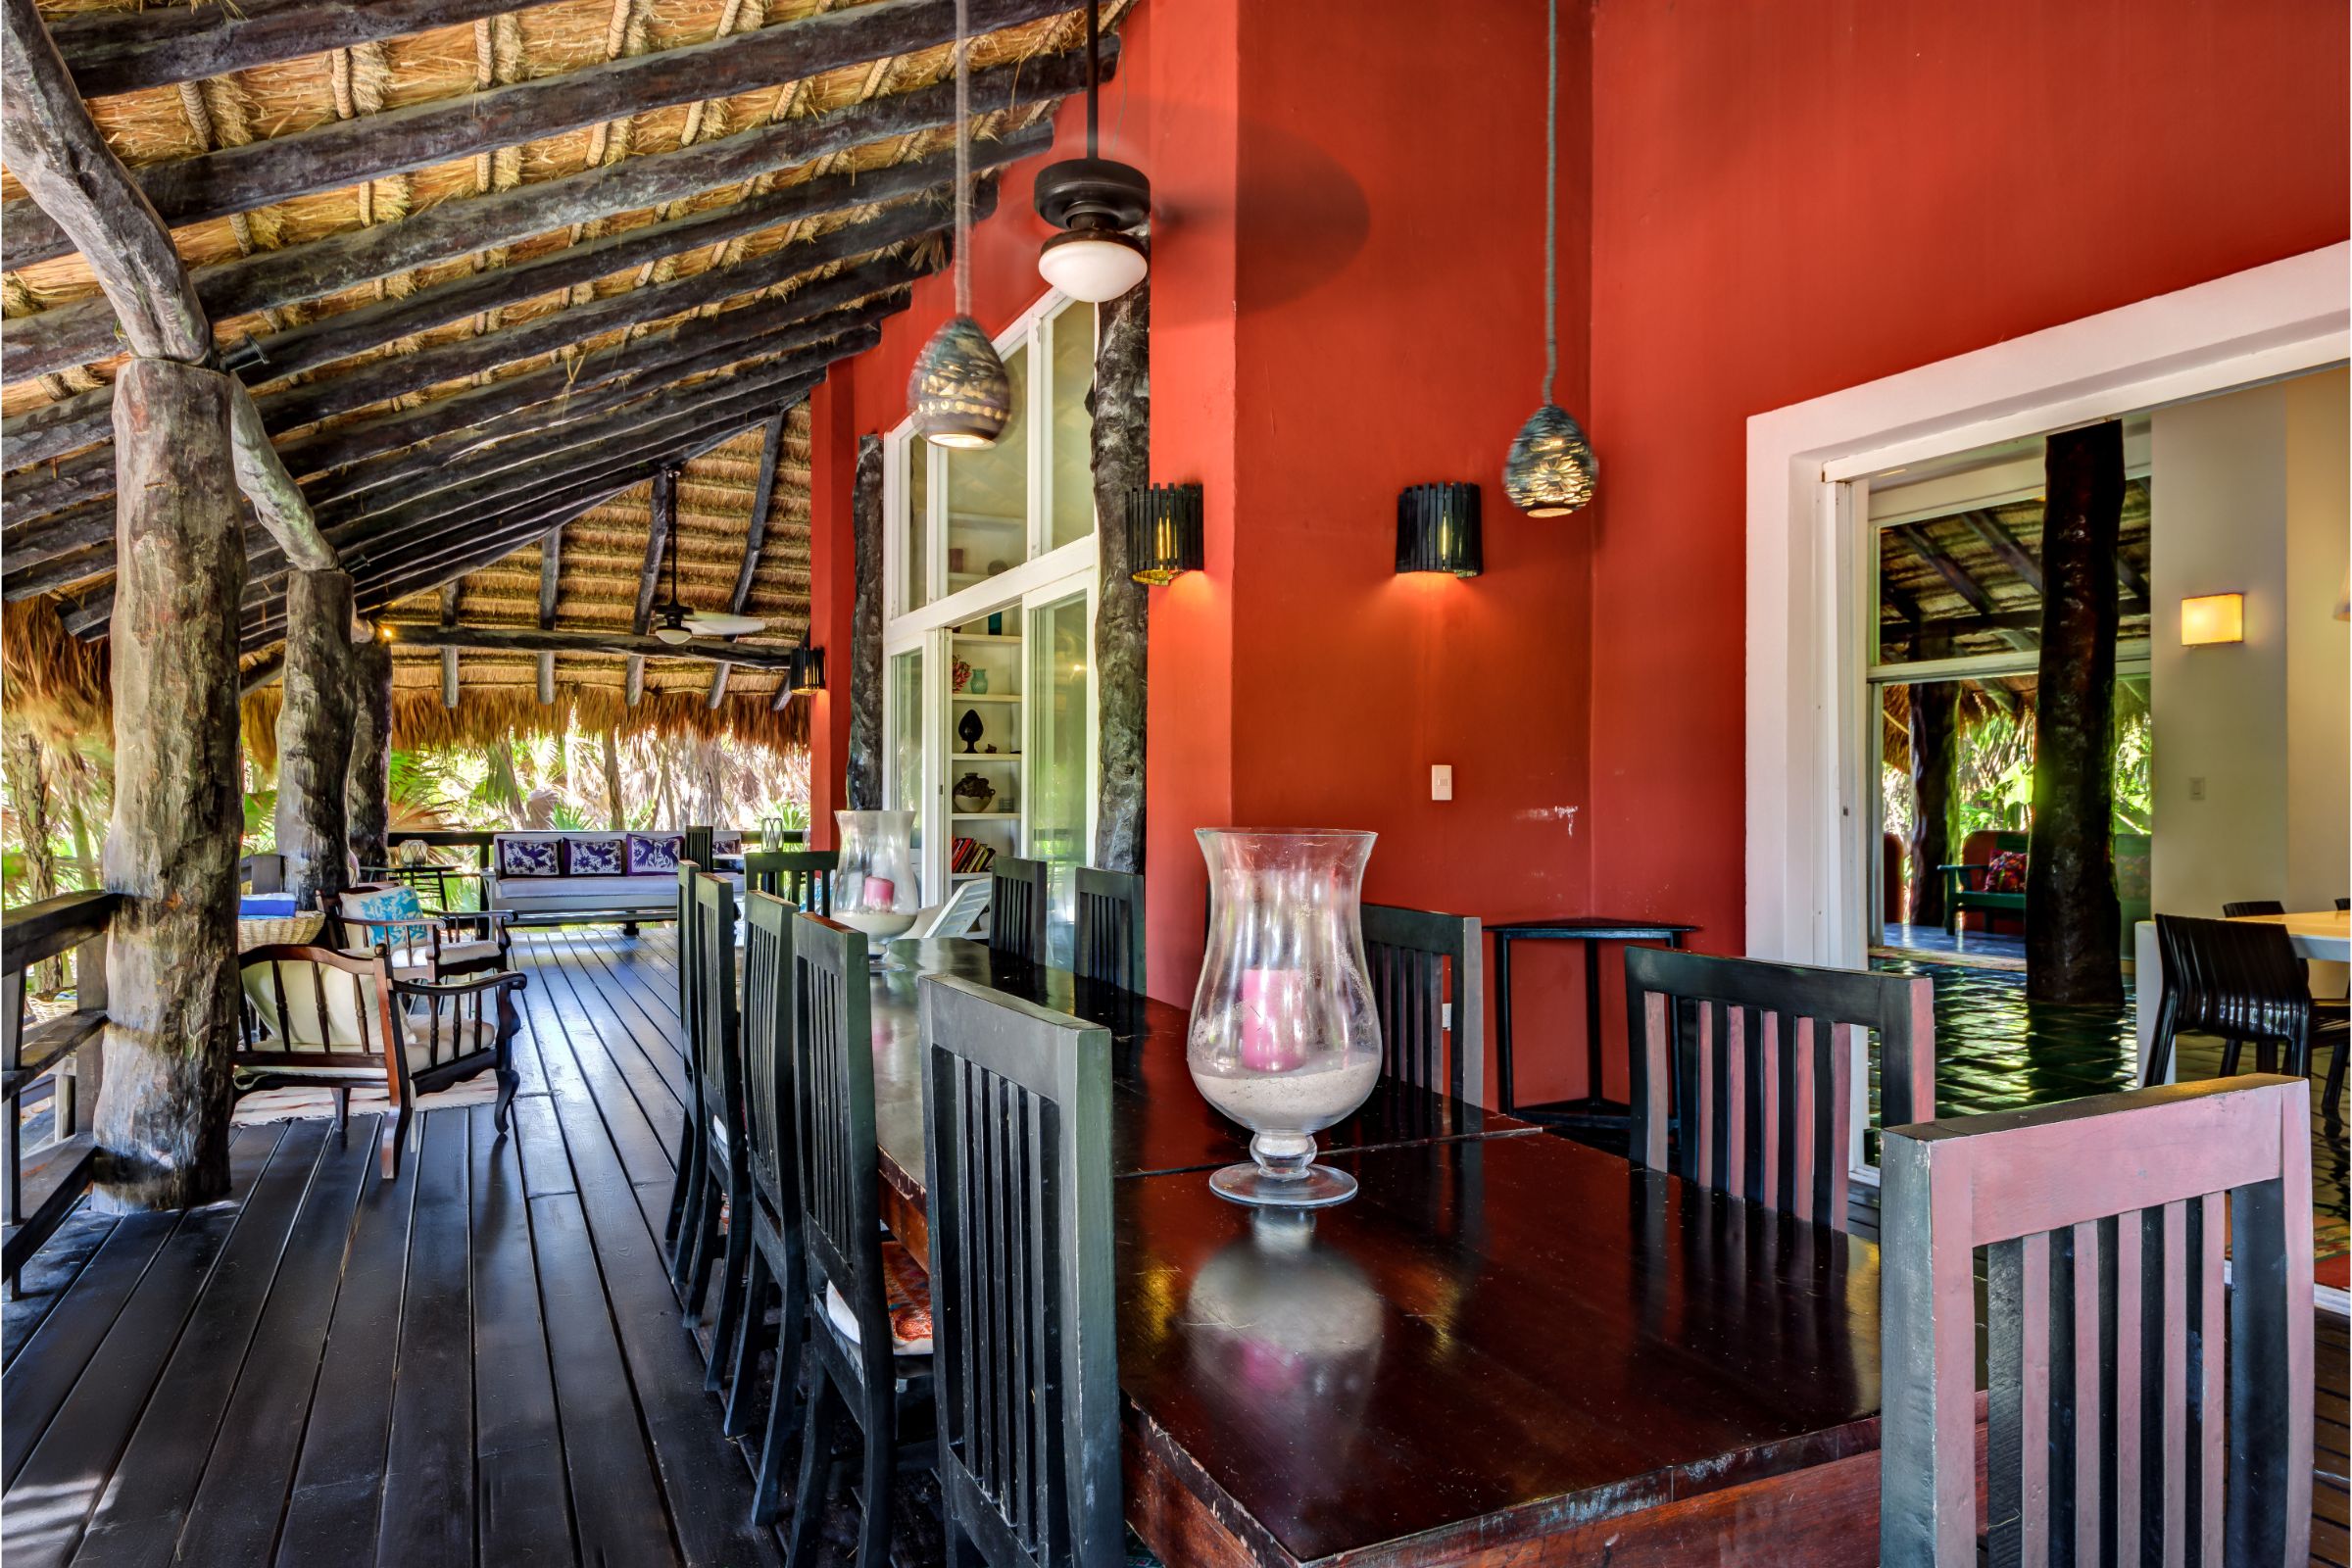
[[2, 927, 2345, 1566], [2, 926, 788, 1568]]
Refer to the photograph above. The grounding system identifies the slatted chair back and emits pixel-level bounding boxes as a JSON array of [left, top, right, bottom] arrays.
[[1624, 948, 1933, 1228], [1361, 904, 1483, 1103], [1879, 1076, 2313, 1568], [989, 856, 1050, 964], [919, 975, 1119, 1568], [788, 913, 889, 1381], [1072, 867, 1144, 992], [236, 945, 399, 1065], [745, 849, 838, 915], [677, 860, 703, 1051], [741, 890, 799, 1224], [2220, 899, 2286, 918], [691, 870, 742, 1148], [2153, 914, 2313, 1061]]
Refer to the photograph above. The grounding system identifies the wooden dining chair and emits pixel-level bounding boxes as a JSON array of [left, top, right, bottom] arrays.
[[786, 913, 934, 1568], [745, 848, 838, 914], [2144, 913, 2343, 1121], [1879, 1075, 2313, 1567], [726, 889, 811, 1523], [988, 855, 1050, 965], [1073, 865, 1145, 991], [320, 880, 512, 982], [919, 974, 1121, 1568], [235, 944, 524, 1178], [1361, 904, 1483, 1103], [1623, 948, 1933, 1230], [673, 873, 748, 1362], [2222, 899, 2286, 918], [664, 860, 704, 1250]]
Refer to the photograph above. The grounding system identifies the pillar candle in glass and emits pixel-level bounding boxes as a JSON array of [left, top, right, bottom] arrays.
[[832, 809, 920, 940], [1188, 829, 1382, 1206]]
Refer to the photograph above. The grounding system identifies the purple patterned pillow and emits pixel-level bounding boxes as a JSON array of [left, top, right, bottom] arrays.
[[497, 835, 563, 878], [568, 836, 624, 876], [627, 833, 684, 875]]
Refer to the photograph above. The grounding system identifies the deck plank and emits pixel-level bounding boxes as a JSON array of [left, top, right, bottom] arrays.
[[374, 1111, 477, 1567], [3, 1206, 119, 1367], [467, 1101, 575, 1566], [1, 1209, 172, 1487]]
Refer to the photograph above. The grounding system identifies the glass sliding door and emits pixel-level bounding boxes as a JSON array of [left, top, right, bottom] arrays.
[[1026, 586, 1093, 965]]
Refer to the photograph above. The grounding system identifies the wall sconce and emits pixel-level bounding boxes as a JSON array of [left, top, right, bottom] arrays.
[[1396, 482, 1483, 578], [1126, 482, 1203, 585], [2180, 592, 2244, 647], [791, 644, 828, 693]]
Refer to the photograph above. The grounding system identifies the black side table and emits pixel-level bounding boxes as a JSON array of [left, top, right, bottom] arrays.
[[1491, 917, 1695, 1130]]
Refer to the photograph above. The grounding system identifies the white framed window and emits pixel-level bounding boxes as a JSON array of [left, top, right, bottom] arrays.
[[881, 291, 1103, 940]]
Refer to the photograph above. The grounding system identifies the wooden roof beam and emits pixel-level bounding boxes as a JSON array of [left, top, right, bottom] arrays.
[[1893, 523, 2035, 651], [0, 0, 331, 573], [709, 411, 790, 708], [1956, 510, 2043, 595], [0, 0, 1080, 270], [51, 0, 520, 99], [536, 526, 564, 705], [384, 623, 800, 670]]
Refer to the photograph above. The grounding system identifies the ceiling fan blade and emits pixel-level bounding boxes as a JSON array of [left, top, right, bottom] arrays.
[[684, 612, 765, 638]]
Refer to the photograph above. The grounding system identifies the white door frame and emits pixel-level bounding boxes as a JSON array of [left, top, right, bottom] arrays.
[[1744, 243, 2350, 969]]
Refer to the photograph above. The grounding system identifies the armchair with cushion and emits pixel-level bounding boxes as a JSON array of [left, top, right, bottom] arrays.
[[321, 881, 512, 982], [1937, 830, 2029, 936], [235, 944, 525, 1177]]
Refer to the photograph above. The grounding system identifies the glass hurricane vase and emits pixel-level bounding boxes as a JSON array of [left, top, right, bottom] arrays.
[[832, 809, 921, 942], [1188, 829, 1382, 1207]]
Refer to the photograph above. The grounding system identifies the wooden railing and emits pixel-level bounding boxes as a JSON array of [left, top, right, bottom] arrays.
[[3, 889, 120, 1282]]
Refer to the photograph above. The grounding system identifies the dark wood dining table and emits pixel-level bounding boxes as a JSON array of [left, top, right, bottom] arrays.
[[856, 939, 1888, 1568]]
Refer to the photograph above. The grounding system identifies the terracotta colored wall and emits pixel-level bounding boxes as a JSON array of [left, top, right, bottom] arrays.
[[805, 363, 858, 849], [1583, 0, 2351, 1049]]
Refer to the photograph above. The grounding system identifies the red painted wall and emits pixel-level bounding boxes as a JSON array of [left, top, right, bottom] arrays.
[[805, 362, 858, 849], [1583, 0, 2351, 1085]]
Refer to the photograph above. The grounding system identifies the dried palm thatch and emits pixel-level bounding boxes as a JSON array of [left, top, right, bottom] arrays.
[[3, 0, 1131, 748], [1, 596, 108, 741]]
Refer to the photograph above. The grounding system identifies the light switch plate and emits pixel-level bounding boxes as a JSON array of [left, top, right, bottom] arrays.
[[1431, 764, 1453, 802], [2189, 776, 2207, 801]]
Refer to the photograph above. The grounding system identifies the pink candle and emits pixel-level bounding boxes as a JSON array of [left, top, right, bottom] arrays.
[[863, 875, 895, 911], [1237, 967, 1305, 1072]]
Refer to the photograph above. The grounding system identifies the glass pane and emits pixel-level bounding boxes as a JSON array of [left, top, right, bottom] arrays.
[[906, 440, 930, 612], [889, 649, 925, 861], [1875, 477, 2151, 666], [1027, 591, 1090, 965], [945, 342, 1028, 595], [1049, 303, 1097, 550]]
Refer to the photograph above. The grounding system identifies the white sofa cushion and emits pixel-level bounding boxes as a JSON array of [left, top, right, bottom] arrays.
[[237, 956, 500, 1074], [488, 872, 682, 912]]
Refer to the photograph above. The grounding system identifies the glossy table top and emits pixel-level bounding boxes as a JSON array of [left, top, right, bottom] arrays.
[[866, 940, 1539, 1204], [1115, 1133, 1883, 1564]]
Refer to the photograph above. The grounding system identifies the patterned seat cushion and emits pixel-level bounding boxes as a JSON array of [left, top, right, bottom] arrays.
[[496, 834, 564, 877], [821, 1239, 934, 1354], [626, 832, 685, 875]]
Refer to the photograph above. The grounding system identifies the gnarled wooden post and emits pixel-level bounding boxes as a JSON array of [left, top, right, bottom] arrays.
[[347, 634, 393, 873], [95, 359, 246, 1210], [2027, 422, 2125, 1004], [846, 433, 885, 809], [1091, 273, 1149, 873], [275, 568, 357, 909], [1906, 683, 1956, 929]]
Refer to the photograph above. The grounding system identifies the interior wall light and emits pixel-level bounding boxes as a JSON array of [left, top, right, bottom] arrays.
[[2180, 592, 2244, 647], [1126, 482, 1203, 585], [1396, 483, 1484, 578]]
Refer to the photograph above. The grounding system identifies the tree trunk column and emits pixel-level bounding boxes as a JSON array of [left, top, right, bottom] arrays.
[[1090, 274, 1149, 874], [275, 567, 357, 909], [2027, 421, 2125, 1004], [95, 358, 245, 1211], [346, 635, 393, 872], [1906, 684, 1956, 928], [845, 434, 885, 810]]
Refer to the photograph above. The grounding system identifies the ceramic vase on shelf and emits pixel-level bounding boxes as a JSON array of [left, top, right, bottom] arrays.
[[957, 709, 986, 753], [1188, 829, 1382, 1207], [832, 809, 920, 941]]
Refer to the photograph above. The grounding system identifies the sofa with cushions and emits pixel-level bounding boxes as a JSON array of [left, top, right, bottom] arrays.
[[485, 829, 740, 926]]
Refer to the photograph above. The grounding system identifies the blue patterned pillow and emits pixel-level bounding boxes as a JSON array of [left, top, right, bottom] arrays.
[[568, 836, 624, 876], [352, 886, 431, 950], [498, 835, 563, 877], [627, 832, 683, 875]]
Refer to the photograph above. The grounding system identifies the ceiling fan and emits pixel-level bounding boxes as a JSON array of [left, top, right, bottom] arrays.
[[650, 505, 763, 644]]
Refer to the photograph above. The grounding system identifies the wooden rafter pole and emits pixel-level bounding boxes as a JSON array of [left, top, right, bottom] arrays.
[[629, 466, 679, 709], [0, 0, 1077, 271], [709, 411, 790, 708], [439, 582, 461, 710], [1894, 524, 2034, 652], [1, 44, 1094, 392], [383, 624, 801, 669], [537, 526, 564, 707], [1956, 510, 2043, 595]]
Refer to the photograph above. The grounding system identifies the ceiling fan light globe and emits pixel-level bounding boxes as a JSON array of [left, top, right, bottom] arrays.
[[653, 622, 694, 646], [1038, 227, 1148, 303]]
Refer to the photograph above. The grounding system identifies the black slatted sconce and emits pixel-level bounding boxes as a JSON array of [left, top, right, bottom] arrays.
[[1396, 483, 1483, 578], [790, 643, 827, 694], [1127, 482, 1204, 585]]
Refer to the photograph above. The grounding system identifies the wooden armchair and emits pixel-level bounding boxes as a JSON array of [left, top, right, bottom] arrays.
[[235, 944, 525, 1178], [319, 880, 512, 982]]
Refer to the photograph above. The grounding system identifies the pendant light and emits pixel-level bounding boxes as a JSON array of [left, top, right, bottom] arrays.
[[1032, 0, 1149, 302], [909, 0, 1011, 448], [1501, 0, 1596, 517]]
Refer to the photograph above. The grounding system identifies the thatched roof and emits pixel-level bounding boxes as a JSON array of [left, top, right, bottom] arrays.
[[1, 0, 1125, 746]]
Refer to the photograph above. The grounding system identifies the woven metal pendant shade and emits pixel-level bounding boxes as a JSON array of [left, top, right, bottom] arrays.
[[1502, 404, 1597, 517], [1396, 482, 1483, 577], [1126, 482, 1203, 584], [909, 315, 1010, 448]]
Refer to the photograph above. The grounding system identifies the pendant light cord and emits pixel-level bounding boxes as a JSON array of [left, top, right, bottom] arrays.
[[1085, 0, 1101, 157], [954, 0, 973, 318], [1541, 0, 1557, 407]]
